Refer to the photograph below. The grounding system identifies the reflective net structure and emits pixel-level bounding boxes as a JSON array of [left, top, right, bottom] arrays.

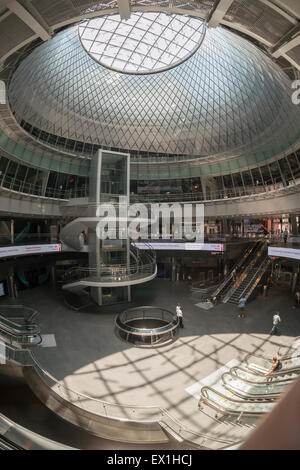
[[8, 17, 300, 159], [79, 12, 207, 74]]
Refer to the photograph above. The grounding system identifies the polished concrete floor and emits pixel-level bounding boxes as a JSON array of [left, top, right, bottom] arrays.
[[1, 278, 299, 448]]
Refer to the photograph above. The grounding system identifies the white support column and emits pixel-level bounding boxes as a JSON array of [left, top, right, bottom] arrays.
[[6, 0, 51, 41], [208, 0, 234, 28], [117, 0, 130, 20]]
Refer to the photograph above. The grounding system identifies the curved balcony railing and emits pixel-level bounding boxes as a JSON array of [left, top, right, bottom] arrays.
[[25, 350, 238, 450], [0, 170, 299, 203], [0, 174, 88, 199], [63, 243, 156, 287], [130, 180, 300, 203], [0, 233, 52, 246]]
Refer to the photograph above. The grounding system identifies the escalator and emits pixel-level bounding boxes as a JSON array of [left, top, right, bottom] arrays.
[[199, 386, 275, 418], [0, 434, 23, 450], [230, 366, 299, 384], [221, 372, 290, 401], [210, 241, 264, 303], [0, 306, 41, 348], [198, 351, 300, 419], [223, 241, 270, 305]]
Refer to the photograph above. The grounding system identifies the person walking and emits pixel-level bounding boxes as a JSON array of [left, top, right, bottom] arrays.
[[295, 290, 300, 307], [269, 312, 281, 335], [238, 297, 246, 318], [176, 303, 184, 328], [283, 230, 288, 245]]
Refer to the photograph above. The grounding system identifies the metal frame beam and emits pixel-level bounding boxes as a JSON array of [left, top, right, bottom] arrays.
[[208, 0, 234, 28], [6, 0, 51, 41], [117, 0, 130, 20], [258, 0, 298, 25], [272, 29, 300, 58]]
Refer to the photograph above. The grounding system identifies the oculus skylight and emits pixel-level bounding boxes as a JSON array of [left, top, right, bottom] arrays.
[[78, 12, 207, 74]]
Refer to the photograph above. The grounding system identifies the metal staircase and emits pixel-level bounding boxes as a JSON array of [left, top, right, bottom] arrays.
[[62, 242, 157, 290]]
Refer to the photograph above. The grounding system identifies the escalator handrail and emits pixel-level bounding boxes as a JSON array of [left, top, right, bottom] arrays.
[[245, 354, 300, 376], [221, 372, 286, 400], [223, 242, 268, 302], [0, 435, 24, 450], [0, 315, 40, 336], [218, 241, 266, 301], [229, 366, 298, 384], [211, 244, 255, 299], [236, 255, 270, 301], [199, 386, 275, 417], [201, 385, 263, 403]]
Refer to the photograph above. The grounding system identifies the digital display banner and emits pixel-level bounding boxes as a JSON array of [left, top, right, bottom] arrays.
[[268, 246, 300, 261], [135, 242, 224, 252], [0, 244, 62, 259]]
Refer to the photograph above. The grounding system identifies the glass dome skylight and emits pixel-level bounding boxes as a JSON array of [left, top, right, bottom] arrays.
[[78, 12, 207, 74]]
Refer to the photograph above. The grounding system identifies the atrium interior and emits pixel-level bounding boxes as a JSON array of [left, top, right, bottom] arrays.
[[0, 0, 300, 452]]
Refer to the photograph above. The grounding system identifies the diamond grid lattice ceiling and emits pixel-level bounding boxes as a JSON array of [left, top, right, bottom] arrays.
[[8, 16, 300, 159], [78, 12, 207, 74]]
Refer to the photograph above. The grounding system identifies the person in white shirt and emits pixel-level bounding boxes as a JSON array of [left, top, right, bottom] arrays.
[[176, 303, 184, 328], [269, 312, 281, 335]]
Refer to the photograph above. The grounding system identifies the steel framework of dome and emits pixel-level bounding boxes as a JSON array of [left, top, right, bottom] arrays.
[[7, 13, 300, 162], [78, 12, 207, 74]]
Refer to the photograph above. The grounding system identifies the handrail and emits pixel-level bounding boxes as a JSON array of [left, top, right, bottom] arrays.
[[228, 366, 298, 385], [221, 372, 286, 400], [0, 305, 41, 347], [245, 353, 300, 376], [63, 243, 156, 285], [116, 306, 179, 336], [0, 315, 40, 335], [26, 350, 238, 449], [244, 258, 271, 301], [0, 435, 23, 450], [64, 262, 156, 281], [130, 182, 299, 203], [200, 386, 272, 404], [1, 171, 299, 203], [229, 366, 297, 384], [199, 386, 277, 418]]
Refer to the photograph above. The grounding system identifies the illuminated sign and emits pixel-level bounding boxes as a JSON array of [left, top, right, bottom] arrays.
[[134, 243, 224, 252], [268, 246, 300, 261], [0, 244, 62, 259]]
